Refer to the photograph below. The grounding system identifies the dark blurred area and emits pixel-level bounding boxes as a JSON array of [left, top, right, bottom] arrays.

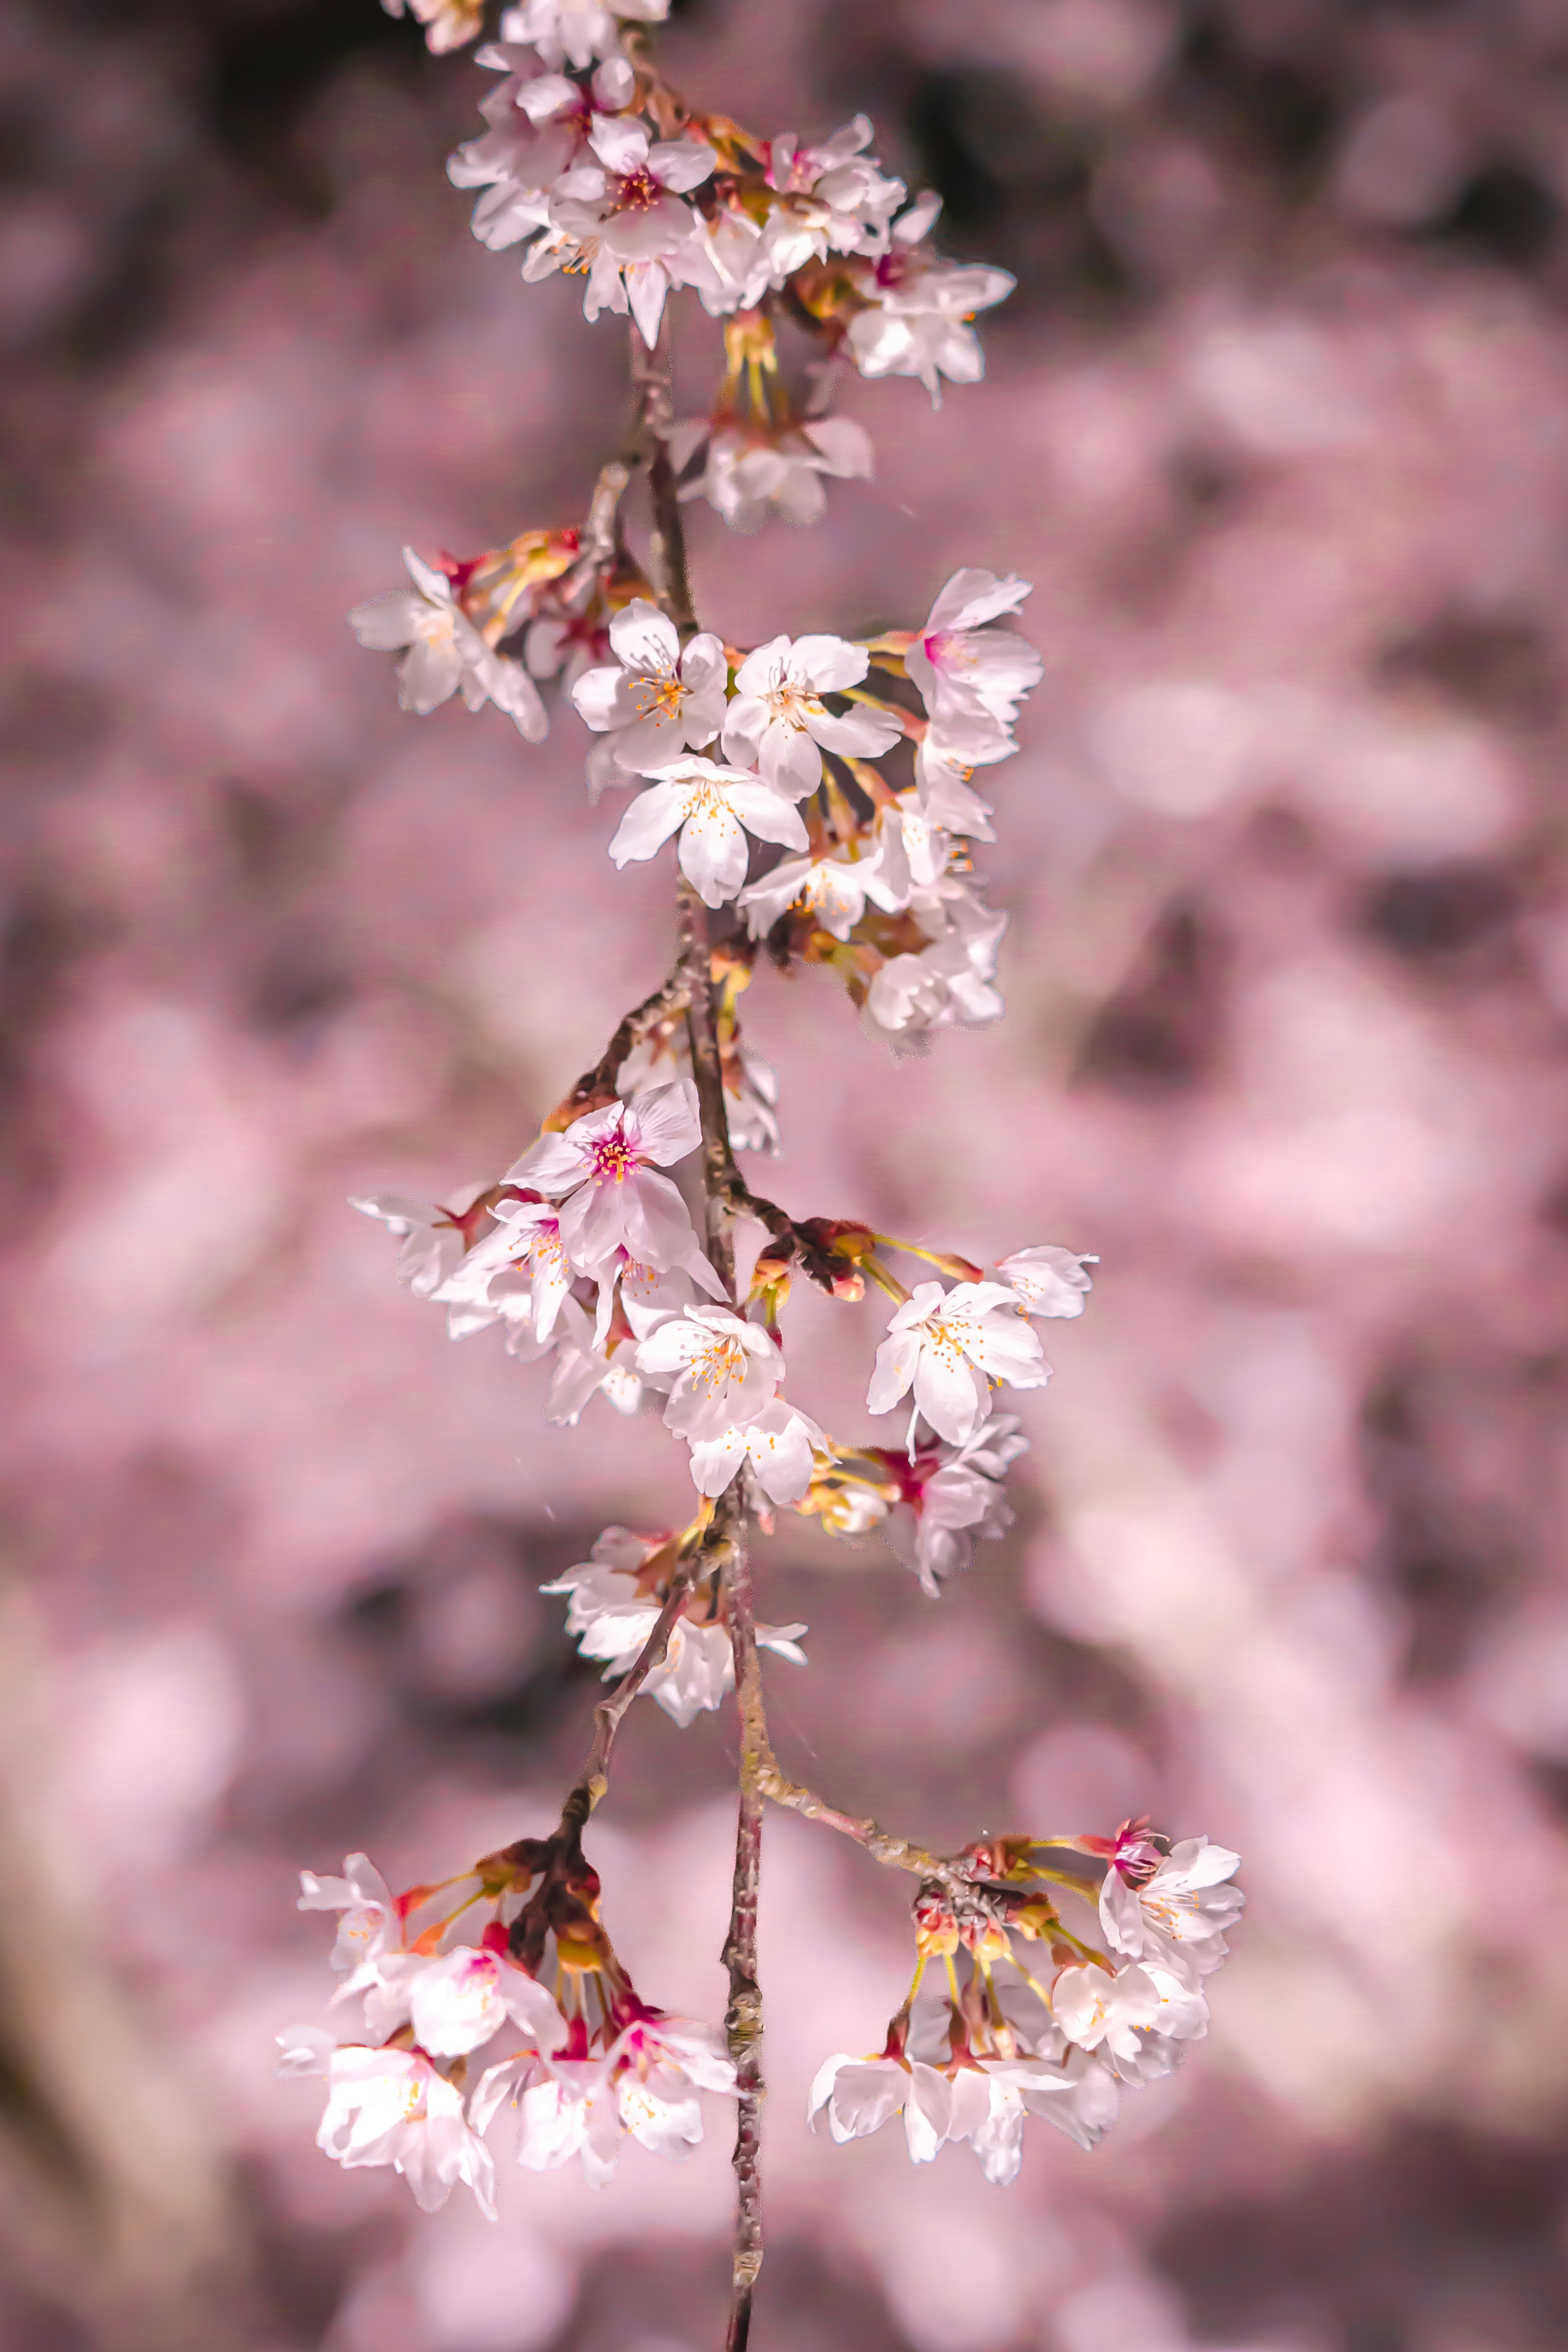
[[4, 0, 1568, 2347]]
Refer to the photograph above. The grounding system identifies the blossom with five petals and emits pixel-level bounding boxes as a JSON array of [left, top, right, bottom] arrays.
[[547, 118, 716, 346], [846, 250, 1017, 407], [992, 1245, 1098, 1319], [347, 549, 547, 739], [721, 634, 902, 797], [297, 1852, 397, 1974], [760, 118, 909, 274], [608, 757, 808, 908], [905, 569, 1043, 753], [474, 2013, 736, 2185], [506, 1081, 701, 1275], [808, 2052, 952, 2163], [882, 1412, 1030, 1595], [315, 2043, 497, 2216], [451, 54, 635, 248], [673, 415, 874, 536], [867, 1281, 1047, 1447], [1099, 1837, 1245, 1990], [736, 838, 881, 942], [406, 1946, 570, 2059], [571, 600, 728, 778], [634, 1304, 784, 1442], [687, 1396, 825, 1503]]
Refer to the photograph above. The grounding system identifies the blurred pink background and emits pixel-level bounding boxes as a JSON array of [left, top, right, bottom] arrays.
[[4, 0, 1568, 2346]]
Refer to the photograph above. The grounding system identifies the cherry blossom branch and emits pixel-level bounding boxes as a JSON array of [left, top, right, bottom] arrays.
[[634, 322, 766, 2352], [546, 969, 690, 1128], [722, 1534, 766, 2352], [755, 1759, 975, 1898]]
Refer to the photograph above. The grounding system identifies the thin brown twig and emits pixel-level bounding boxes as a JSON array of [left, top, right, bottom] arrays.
[[755, 1760, 975, 1898], [547, 969, 690, 1127]]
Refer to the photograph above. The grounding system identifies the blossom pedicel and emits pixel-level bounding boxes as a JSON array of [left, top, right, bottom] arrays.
[[298, 0, 1245, 2332]]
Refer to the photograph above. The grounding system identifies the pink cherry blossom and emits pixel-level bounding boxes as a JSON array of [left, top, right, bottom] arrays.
[[506, 1080, 700, 1274]]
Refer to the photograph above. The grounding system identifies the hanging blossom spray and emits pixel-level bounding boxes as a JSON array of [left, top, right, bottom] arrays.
[[280, 3, 1245, 2340]]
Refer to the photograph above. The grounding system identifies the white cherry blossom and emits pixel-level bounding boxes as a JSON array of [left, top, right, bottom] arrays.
[[905, 569, 1043, 750], [316, 2044, 497, 2217], [722, 634, 902, 797], [298, 1852, 397, 1974], [687, 1397, 825, 1503], [452, 56, 635, 247], [497, 0, 666, 70], [1016, 2046, 1122, 2150], [864, 950, 949, 1038], [674, 416, 873, 535], [846, 252, 1016, 406], [507, 1081, 700, 1274], [864, 799, 949, 909], [943, 2058, 1105, 2183], [911, 733, 1004, 837], [406, 1946, 570, 2059], [571, 600, 727, 776], [808, 2053, 951, 2163], [867, 1281, 1047, 1448], [760, 118, 907, 274], [864, 875, 1009, 1041], [544, 1295, 645, 1425], [455, 1199, 575, 1341], [474, 2013, 735, 2185], [1051, 1962, 1165, 2066], [882, 1412, 1029, 1595], [349, 1190, 494, 1302], [737, 838, 880, 941], [542, 1527, 806, 1725], [348, 549, 547, 739], [993, 1245, 1098, 1319], [547, 118, 716, 346], [608, 757, 808, 909], [1100, 1837, 1245, 1989], [634, 1304, 784, 1442]]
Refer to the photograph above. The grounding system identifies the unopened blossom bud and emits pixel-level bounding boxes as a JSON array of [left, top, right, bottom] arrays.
[[913, 1888, 958, 1958], [1008, 1897, 1062, 1942], [794, 1216, 878, 1301], [747, 1238, 794, 1319]]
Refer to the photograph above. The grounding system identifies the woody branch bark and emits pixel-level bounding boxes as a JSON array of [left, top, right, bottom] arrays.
[[633, 319, 766, 2352]]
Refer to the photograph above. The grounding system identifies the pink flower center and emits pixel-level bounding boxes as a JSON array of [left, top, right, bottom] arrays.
[[614, 167, 663, 212], [587, 1134, 639, 1185]]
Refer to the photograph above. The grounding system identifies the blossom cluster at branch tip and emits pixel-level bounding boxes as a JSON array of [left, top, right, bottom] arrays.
[[284, 1830, 736, 2214], [444, 26, 1015, 416], [811, 1828, 1243, 2183]]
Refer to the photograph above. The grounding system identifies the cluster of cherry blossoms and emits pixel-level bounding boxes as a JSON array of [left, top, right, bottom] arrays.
[[351, 561, 1043, 1044], [281, 1833, 738, 2212], [279, 1814, 1244, 2220], [354, 1062, 1096, 1617], [442, 8, 1012, 405], [814, 1826, 1245, 2183]]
